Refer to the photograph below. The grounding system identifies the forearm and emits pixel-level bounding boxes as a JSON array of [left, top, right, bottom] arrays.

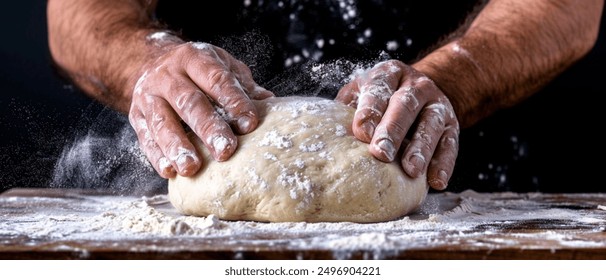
[[47, 0, 170, 113], [413, 0, 603, 127]]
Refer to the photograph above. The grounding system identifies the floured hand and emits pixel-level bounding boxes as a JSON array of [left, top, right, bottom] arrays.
[[336, 60, 459, 190], [128, 38, 274, 178]]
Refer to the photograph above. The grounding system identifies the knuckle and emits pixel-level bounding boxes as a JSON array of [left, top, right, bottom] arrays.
[[429, 109, 446, 127], [383, 121, 407, 141], [442, 135, 458, 149], [355, 106, 383, 123], [424, 103, 448, 126], [359, 80, 392, 101], [180, 42, 207, 56], [178, 42, 218, 66], [445, 124, 460, 138], [367, 68, 390, 81], [150, 112, 167, 133], [131, 119, 148, 136], [141, 136, 157, 152], [394, 87, 420, 113], [163, 138, 183, 157], [207, 69, 236, 89], [174, 90, 202, 112], [357, 92, 379, 109], [128, 113, 150, 138], [142, 94, 157, 107], [413, 128, 433, 147], [219, 93, 249, 112], [438, 137, 459, 162], [411, 135, 433, 156], [374, 59, 404, 72], [413, 76, 435, 89], [193, 113, 227, 136]]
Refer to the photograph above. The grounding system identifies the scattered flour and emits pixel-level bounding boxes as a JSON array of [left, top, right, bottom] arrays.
[[3, 190, 606, 260], [258, 130, 293, 149], [2, 190, 606, 259]]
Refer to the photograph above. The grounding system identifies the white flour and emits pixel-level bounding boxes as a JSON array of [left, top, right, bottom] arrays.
[[3, 190, 605, 260]]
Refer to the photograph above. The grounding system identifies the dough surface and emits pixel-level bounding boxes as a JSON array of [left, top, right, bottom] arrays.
[[168, 96, 428, 223]]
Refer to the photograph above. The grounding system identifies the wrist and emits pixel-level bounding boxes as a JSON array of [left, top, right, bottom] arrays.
[[412, 40, 482, 128], [119, 29, 185, 112]]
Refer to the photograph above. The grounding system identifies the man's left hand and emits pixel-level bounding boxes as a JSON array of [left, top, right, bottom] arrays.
[[336, 60, 460, 190]]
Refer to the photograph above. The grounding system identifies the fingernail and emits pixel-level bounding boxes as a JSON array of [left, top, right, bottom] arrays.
[[376, 138, 396, 161], [176, 153, 197, 175], [237, 116, 253, 133], [430, 170, 449, 190], [361, 121, 376, 140], [212, 135, 232, 160], [158, 157, 174, 175], [407, 153, 426, 176]]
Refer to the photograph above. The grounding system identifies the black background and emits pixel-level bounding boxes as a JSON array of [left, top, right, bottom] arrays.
[[0, 1, 604, 194]]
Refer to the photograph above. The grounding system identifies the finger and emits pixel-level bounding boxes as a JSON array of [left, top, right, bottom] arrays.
[[145, 96, 203, 176], [335, 81, 360, 107], [166, 83, 238, 162], [129, 108, 176, 178], [401, 103, 447, 178], [187, 43, 260, 134], [368, 84, 424, 162], [230, 59, 275, 100], [426, 125, 459, 190], [352, 61, 402, 143]]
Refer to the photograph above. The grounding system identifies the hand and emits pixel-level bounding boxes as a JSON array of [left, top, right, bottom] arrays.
[[129, 41, 274, 178], [336, 60, 459, 190]]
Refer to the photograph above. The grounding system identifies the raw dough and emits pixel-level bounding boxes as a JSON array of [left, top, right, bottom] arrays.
[[168, 96, 428, 223]]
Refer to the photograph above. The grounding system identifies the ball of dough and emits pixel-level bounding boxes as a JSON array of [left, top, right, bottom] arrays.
[[168, 96, 428, 223]]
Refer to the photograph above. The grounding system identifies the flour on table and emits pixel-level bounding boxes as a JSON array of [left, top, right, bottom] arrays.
[[3, 190, 606, 260]]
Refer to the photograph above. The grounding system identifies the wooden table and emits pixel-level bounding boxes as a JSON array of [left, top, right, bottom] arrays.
[[1, 188, 605, 259]]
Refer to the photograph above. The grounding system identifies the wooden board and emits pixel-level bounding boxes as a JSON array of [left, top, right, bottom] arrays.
[[1, 188, 606, 259]]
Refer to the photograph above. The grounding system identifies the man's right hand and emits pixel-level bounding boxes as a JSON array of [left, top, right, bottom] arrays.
[[128, 40, 274, 178]]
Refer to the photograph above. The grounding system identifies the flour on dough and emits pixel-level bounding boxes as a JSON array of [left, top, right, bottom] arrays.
[[168, 96, 428, 223]]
